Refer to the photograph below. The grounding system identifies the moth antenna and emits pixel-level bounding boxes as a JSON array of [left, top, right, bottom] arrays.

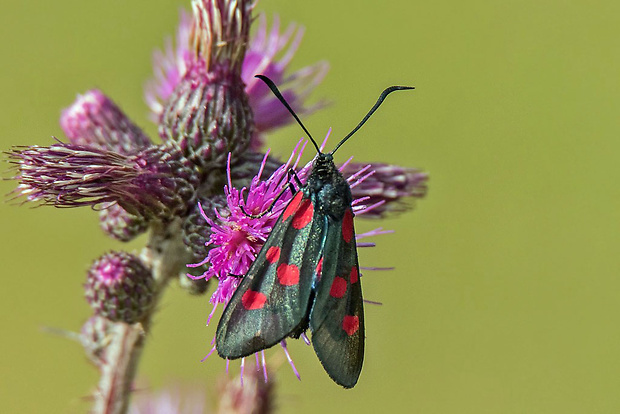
[[255, 74, 322, 154], [331, 85, 414, 155]]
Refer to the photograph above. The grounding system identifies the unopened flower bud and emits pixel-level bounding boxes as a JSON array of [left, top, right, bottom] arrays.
[[99, 203, 149, 242], [85, 252, 154, 324], [60, 89, 152, 154]]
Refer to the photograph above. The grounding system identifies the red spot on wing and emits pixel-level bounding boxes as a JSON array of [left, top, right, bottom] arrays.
[[241, 290, 267, 310], [292, 199, 314, 229], [277, 263, 300, 286], [342, 209, 354, 243], [350, 267, 359, 284], [329, 276, 347, 298], [342, 315, 360, 336], [315, 257, 324, 280], [265, 246, 281, 264], [282, 192, 304, 221]]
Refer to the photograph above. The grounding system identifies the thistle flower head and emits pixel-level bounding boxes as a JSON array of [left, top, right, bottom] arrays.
[[188, 140, 311, 313], [341, 161, 429, 218], [60, 89, 152, 154], [84, 252, 154, 324], [158, 0, 255, 169], [99, 203, 149, 242], [8, 144, 199, 219], [146, 9, 327, 152]]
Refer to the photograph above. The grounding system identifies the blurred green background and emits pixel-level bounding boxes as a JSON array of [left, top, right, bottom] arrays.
[[2, 0, 620, 412]]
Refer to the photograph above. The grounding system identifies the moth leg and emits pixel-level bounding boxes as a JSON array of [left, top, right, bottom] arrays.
[[240, 169, 301, 219], [288, 168, 303, 189]]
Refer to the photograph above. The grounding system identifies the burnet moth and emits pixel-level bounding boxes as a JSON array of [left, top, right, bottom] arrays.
[[216, 75, 413, 388]]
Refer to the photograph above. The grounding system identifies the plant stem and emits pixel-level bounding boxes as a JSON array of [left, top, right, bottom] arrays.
[[92, 219, 189, 414]]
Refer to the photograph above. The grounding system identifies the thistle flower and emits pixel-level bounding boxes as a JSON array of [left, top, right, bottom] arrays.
[[341, 161, 429, 218], [188, 142, 312, 319], [60, 89, 152, 154], [9, 144, 199, 218], [84, 252, 154, 324], [145, 10, 328, 151], [158, 0, 255, 169]]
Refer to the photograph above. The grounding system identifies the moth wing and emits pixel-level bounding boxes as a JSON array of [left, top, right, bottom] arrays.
[[216, 191, 325, 359], [310, 208, 364, 388]]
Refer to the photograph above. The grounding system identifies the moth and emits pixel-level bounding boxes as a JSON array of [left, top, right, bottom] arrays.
[[216, 75, 413, 388]]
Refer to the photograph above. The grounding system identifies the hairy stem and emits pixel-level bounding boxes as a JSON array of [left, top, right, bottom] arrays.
[[93, 219, 189, 414]]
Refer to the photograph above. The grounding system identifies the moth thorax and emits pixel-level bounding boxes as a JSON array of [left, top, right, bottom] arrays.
[[311, 153, 337, 177]]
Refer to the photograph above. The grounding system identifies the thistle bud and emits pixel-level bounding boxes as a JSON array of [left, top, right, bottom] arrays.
[[60, 89, 151, 154], [84, 252, 154, 324], [159, 0, 255, 169], [99, 203, 148, 242]]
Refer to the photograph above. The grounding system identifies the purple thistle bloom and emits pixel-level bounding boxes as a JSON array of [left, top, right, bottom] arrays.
[[145, 10, 328, 150], [342, 161, 429, 218], [8, 144, 199, 218], [188, 141, 311, 321]]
